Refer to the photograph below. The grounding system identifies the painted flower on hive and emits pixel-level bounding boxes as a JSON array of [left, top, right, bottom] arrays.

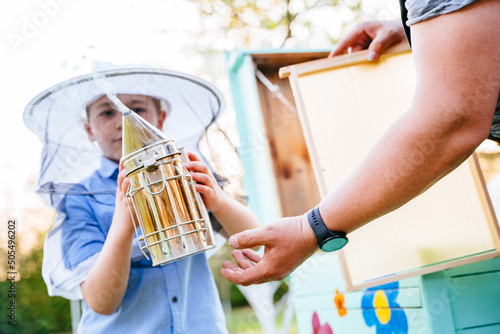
[[334, 289, 347, 317], [312, 311, 333, 334], [361, 282, 408, 334]]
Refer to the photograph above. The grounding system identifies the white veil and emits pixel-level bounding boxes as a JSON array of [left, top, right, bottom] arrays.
[[23, 64, 227, 299]]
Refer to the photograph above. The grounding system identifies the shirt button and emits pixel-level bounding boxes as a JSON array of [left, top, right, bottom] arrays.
[[172, 296, 178, 303]]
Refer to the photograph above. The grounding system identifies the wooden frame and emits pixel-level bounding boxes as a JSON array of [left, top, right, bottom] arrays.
[[227, 50, 330, 223], [280, 43, 500, 292]]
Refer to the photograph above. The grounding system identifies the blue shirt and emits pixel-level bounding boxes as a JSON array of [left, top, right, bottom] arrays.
[[60, 157, 228, 333]]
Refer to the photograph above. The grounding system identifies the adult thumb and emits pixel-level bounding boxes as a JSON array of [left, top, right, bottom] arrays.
[[228, 226, 269, 249]]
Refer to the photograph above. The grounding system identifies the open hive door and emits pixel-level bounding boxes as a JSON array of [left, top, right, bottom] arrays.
[[227, 50, 332, 221], [280, 42, 500, 292]]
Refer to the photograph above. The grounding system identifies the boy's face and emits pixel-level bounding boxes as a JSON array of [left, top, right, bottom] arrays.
[[84, 94, 167, 163]]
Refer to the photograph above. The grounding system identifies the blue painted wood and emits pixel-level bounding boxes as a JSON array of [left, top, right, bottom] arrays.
[[291, 252, 345, 296], [443, 257, 500, 277], [225, 48, 500, 334], [449, 271, 500, 330], [293, 287, 422, 311], [350, 287, 422, 309], [295, 304, 430, 334], [225, 51, 281, 225], [292, 253, 427, 333], [418, 258, 500, 333], [420, 271, 456, 334], [456, 323, 500, 334], [292, 254, 422, 309]]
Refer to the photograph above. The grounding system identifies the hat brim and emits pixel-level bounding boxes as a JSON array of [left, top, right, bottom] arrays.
[[24, 68, 224, 145], [23, 68, 225, 199]]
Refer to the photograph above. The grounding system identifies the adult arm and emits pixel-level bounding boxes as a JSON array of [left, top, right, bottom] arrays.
[[221, 0, 500, 285]]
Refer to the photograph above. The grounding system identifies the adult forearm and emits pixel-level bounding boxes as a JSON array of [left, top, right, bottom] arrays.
[[219, 0, 500, 287], [320, 0, 500, 234], [319, 103, 490, 234], [81, 222, 134, 315]]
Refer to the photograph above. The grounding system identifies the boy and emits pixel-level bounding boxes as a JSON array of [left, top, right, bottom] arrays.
[[26, 67, 260, 333]]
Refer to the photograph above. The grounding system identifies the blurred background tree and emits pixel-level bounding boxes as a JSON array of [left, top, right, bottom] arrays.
[[0, 233, 72, 334], [187, 0, 366, 51], [185, 0, 400, 198], [0, 178, 71, 334]]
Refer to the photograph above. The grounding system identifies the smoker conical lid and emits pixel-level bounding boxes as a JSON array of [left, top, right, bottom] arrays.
[[23, 65, 223, 210], [122, 109, 171, 157]]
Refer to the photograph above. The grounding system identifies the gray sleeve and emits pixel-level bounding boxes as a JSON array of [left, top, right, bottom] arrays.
[[208, 211, 223, 233]]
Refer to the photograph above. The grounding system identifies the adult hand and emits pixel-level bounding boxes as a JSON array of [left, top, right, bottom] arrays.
[[220, 214, 318, 285], [329, 19, 406, 61]]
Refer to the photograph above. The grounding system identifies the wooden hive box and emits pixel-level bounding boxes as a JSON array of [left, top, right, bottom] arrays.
[[226, 45, 500, 334]]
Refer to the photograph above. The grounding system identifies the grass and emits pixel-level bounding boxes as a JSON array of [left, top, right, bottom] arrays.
[[227, 306, 298, 334]]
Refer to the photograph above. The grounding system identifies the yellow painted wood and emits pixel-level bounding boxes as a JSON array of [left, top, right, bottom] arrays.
[[283, 44, 500, 291]]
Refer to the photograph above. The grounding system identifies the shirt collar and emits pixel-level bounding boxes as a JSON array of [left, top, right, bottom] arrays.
[[98, 156, 119, 179]]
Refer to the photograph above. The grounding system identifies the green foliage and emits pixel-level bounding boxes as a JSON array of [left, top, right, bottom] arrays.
[[226, 305, 298, 334], [0, 232, 72, 334], [229, 281, 249, 307], [273, 280, 289, 303], [227, 306, 262, 334], [209, 243, 250, 308]]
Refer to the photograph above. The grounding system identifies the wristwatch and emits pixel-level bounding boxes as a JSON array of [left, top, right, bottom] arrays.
[[307, 206, 348, 252]]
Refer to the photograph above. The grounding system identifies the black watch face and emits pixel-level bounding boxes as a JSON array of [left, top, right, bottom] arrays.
[[321, 237, 348, 252]]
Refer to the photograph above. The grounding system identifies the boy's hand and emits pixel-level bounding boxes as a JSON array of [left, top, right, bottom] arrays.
[[115, 161, 135, 235], [183, 151, 226, 213]]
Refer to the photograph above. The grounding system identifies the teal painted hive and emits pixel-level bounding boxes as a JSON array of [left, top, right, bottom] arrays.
[[226, 49, 500, 334]]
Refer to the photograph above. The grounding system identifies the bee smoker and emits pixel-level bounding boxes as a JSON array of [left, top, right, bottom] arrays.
[[122, 108, 215, 266]]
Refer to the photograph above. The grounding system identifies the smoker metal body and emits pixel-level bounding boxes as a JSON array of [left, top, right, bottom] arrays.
[[122, 110, 215, 266]]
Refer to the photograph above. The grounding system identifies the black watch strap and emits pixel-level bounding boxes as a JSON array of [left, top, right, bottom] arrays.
[[308, 206, 347, 250]]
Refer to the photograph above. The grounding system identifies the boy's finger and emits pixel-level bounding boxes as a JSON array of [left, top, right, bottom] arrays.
[[194, 184, 213, 197], [122, 176, 130, 193], [184, 161, 209, 174], [187, 151, 201, 162], [117, 169, 127, 191], [117, 169, 124, 185], [190, 172, 212, 186]]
